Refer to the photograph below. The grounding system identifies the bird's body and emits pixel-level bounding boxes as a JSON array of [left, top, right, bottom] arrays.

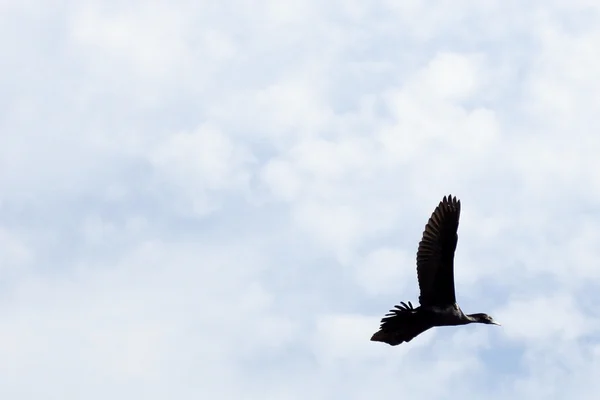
[[370, 195, 499, 346]]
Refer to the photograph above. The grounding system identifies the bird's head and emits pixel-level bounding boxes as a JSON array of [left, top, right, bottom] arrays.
[[469, 313, 501, 326]]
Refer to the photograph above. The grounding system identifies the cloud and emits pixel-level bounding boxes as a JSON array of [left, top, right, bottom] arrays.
[[148, 123, 255, 216], [2, 0, 600, 399]]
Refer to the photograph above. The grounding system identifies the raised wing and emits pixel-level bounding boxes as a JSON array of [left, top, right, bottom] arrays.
[[416, 195, 461, 307]]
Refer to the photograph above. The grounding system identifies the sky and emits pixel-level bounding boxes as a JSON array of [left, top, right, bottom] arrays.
[[2, 0, 600, 399]]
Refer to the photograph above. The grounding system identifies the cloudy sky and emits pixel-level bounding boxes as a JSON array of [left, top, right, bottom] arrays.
[[2, 0, 600, 398]]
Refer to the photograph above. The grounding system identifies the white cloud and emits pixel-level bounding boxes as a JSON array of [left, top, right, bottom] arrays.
[[415, 52, 483, 101], [353, 247, 416, 296], [147, 123, 255, 215], [3, 0, 600, 399], [70, 2, 193, 79], [0, 228, 31, 265], [498, 294, 599, 342]]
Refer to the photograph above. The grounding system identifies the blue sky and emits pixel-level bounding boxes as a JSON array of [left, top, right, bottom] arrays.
[[2, 1, 600, 398]]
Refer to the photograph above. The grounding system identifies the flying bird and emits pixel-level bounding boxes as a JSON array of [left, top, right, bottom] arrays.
[[370, 194, 500, 346]]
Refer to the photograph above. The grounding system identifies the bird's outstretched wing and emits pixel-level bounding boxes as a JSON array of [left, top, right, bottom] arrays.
[[416, 194, 461, 307]]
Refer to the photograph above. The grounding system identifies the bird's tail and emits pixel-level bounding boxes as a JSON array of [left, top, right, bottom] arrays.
[[370, 325, 430, 346], [370, 329, 400, 345], [370, 301, 426, 346]]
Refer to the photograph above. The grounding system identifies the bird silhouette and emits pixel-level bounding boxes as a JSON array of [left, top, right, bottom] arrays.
[[370, 195, 500, 346]]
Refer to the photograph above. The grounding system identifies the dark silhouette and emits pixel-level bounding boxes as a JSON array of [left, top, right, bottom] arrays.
[[370, 195, 500, 346]]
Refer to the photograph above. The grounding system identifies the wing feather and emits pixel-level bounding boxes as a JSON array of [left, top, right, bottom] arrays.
[[416, 195, 461, 306]]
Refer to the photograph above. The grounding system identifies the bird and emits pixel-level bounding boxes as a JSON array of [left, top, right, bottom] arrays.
[[370, 194, 500, 346]]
